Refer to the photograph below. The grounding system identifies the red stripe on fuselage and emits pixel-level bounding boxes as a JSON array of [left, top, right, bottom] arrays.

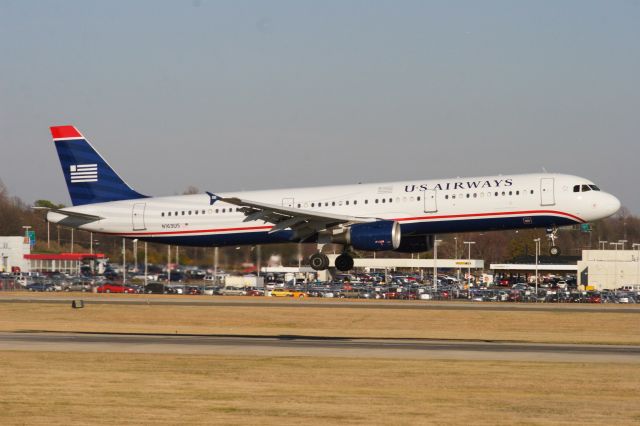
[[106, 209, 584, 238]]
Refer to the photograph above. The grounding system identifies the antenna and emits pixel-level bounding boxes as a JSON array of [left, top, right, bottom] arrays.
[[541, 167, 548, 173]]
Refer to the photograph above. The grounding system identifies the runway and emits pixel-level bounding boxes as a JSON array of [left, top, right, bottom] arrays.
[[2, 295, 639, 313], [1, 331, 638, 362]]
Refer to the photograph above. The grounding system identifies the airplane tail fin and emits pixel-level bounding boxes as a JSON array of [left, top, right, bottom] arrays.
[[50, 125, 147, 206]]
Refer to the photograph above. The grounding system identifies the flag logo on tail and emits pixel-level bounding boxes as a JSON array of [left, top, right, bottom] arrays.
[[70, 164, 98, 183]]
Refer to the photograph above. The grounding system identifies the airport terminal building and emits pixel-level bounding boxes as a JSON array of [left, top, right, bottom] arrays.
[[578, 250, 640, 290], [0, 237, 31, 273]]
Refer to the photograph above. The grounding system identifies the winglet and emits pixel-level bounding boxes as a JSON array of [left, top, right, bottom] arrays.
[[50, 125, 83, 141]]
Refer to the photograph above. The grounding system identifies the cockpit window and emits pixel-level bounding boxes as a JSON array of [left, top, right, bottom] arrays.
[[589, 185, 600, 191], [573, 185, 580, 192], [581, 184, 591, 192]]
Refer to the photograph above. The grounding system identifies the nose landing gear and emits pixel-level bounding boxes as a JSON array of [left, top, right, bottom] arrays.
[[546, 227, 561, 256]]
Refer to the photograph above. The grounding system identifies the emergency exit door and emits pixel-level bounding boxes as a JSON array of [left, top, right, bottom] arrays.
[[282, 198, 295, 208], [132, 203, 147, 231], [540, 178, 555, 206], [423, 189, 438, 213]]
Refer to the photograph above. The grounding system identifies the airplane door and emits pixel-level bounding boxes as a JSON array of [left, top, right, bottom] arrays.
[[540, 178, 555, 206], [132, 203, 147, 231], [282, 198, 295, 208], [423, 189, 438, 213]]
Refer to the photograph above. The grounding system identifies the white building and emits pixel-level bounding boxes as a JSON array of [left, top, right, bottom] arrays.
[[0, 236, 31, 273], [577, 249, 640, 290]]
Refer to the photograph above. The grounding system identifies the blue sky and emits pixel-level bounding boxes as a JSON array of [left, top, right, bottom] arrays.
[[1, 1, 639, 212]]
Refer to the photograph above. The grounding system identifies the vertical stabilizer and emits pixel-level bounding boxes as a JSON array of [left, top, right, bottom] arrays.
[[51, 125, 147, 206]]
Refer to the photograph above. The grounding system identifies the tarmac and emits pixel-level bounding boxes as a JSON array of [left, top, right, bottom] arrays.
[[2, 294, 640, 313], [1, 331, 639, 362]]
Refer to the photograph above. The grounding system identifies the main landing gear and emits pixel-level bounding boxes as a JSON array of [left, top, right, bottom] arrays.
[[309, 250, 355, 272], [546, 227, 561, 256], [309, 252, 330, 271]]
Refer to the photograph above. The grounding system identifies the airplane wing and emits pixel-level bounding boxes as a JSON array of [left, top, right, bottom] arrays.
[[209, 192, 377, 241]]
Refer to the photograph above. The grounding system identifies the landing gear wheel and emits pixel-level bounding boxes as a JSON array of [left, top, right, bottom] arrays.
[[335, 253, 355, 272], [309, 253, 330, 271], [549, 246, 561, 256]]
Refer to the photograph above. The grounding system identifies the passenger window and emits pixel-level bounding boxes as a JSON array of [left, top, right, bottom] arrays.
[[473, 193, 477, 198], [168, 212, 171, 217], [508, 191, 512, 196], [417, 196, 421, 201], [452, 194, 456, 199], [516, 191, 519, 195], [445, 195, 449, 200], [325, 202, 329, 207], [215, 209, 219, 213], [354, 200, 358, 205], [345, 201, 349, 205], [311, 203, 315, 207], [161, 212, 165, 217], [530, 190, 534, 194], [365, 200, 369, 204], [375, 199, 379, 203], [175, 211, 178, 216], [222, 209, 225, 213], [466, 194, 470, 198], [495, 192, 499, 197], [188, 211, 192, 215], [382, 199, 386, 203], [332, 202, 336, 206], [297, 204, 301, 208]]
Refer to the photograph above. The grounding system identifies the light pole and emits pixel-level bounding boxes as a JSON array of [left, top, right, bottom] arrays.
[[90, 232, 93, 254], [619, 240, 628, 251], [122, 238, 126, 286], [433, 238, 442, 292], [70, 228, 74, 253], [454, 237, 460, 283], [633, 243, 640, 287], [144, 242, 148, 287], [610, 242, 622, 288], [133, 239, 139, 275], [464, 241, 476, 292], [534, 238, 541, 298]]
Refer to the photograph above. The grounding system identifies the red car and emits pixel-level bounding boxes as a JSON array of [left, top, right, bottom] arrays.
[[97, 283, 137, 294]]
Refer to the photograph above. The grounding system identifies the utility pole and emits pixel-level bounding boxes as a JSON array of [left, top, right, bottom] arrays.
[[464, 241, 476, 292], [534, 238, 540, 298]]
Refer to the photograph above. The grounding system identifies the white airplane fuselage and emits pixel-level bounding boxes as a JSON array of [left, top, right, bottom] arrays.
[[48, 173, 621, 247]]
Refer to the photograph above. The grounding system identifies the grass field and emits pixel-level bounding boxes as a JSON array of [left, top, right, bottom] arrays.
[[1, 351, 639, 425], [0, 298, 639, 345], [1, 296, 639, 424]]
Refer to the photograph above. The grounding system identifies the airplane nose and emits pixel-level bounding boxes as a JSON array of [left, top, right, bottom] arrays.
[[604, 193, 621, 217]]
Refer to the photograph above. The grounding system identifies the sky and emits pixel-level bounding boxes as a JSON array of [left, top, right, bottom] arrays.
[[1, 1, 639, 212]]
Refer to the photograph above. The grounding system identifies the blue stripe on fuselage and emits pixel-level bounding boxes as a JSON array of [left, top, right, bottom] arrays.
[[135, 215, 578, 247]]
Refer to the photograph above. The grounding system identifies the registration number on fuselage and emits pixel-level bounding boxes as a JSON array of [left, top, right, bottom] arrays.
[[161, 223, 181, 229]]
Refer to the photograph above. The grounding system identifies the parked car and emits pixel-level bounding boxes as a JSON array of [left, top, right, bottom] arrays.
[[97, 283, 137, 294], [270, 288, 307, 298], [219, 286, 247, 296], [143, 282, 175, 294], [26, 282, 55, 292]]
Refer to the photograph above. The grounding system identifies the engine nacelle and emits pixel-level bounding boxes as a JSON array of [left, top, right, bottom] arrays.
[[333, 221, 401, 251], [394, 235, 434, 253]]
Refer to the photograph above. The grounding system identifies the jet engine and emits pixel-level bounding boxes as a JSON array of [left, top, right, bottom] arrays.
[[331, 220, 401, 251], [394, 235, 434, 253]]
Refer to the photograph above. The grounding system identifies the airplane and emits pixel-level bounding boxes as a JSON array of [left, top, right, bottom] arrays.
[[46, 125, 621, 271]]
